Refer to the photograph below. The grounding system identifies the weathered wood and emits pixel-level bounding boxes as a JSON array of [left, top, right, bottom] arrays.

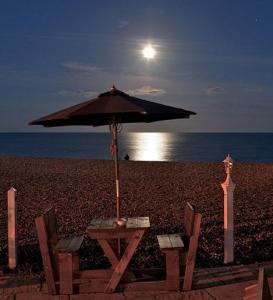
[[78, 279, 109, 293], [59, 296, 70, 300], [183, 213, 202, 291], [104, 229, 145, 293], [79, 269, 113, 279], [36, 208, 83, 295], [124, 280, 169, 291], [157, 235, 170, 249], [157, 234, 184, 250], [87, 218, 116, 230], [44, 207, 58, 249], [73, 255, 79, 273], [184, 202, 195, 236], [8, 187, 17, 270], [87, 217, 150, 231], [257, 268, 271, 300], [35, 216, 57, 295], [165, 250, 180, 290], [87, 231, 133, 240], [126, 217, 150, 228], [55, 236, 84, 252], [245, 283, 257, 296], [58, 252, 73, 295], [243, 268, 271, 300], [85, 217, 150, 293]]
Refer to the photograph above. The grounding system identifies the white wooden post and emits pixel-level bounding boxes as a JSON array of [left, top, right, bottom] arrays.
[[8, 187, 17, 269], [221, 154, 235, 264]]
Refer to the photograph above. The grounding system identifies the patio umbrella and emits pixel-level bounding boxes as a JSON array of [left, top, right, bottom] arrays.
[[29, 86, 196, 221]]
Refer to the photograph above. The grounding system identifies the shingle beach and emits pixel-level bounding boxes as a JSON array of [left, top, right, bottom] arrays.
[[0, 156, 273, 274]]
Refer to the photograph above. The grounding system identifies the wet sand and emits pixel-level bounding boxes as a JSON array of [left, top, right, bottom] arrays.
[[0, 156, 273, 273]]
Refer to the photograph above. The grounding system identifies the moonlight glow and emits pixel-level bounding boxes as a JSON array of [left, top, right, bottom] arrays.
[[142, 45, 156, 60]]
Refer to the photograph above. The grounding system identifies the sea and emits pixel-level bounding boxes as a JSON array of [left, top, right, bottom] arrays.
[[0, 132, 272, 163]]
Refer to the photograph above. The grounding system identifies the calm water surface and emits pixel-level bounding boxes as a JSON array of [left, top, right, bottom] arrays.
[[0, 132, 272, 162]]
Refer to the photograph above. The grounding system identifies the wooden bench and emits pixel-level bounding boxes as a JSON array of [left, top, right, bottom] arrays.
[[243, 268, 271, 300], [157, 234, 184, 290], [157, 202, 202, 291], [124, 202, 202, 292], [35, 207, 84, 295]]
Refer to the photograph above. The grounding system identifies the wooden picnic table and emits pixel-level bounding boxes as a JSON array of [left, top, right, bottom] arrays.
[[85, 216, 150, 293]]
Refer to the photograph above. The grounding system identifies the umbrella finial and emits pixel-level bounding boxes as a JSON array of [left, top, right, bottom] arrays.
[[111, 85, 117, 91]]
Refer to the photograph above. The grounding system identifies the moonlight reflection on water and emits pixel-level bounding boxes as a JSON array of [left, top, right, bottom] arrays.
[[126, 132, 178, 161]]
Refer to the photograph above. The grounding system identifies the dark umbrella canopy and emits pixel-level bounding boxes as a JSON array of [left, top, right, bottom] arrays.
[[29, 87, 196, 127], [29, 86, 196, 221]]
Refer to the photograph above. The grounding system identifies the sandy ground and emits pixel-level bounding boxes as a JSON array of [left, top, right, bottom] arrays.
[[0, 156, 273, 274]]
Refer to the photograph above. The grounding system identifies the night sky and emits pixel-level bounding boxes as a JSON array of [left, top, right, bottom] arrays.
[[0, 0, 272, 132]]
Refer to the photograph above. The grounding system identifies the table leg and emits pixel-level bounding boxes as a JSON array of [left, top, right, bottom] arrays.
[[104, 229, 144, 293], [97, 239, 119, 268]]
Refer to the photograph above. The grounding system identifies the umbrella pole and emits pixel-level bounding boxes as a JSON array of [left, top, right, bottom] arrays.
[[111, 121, 120, 220], [111, 121, 121, 256]]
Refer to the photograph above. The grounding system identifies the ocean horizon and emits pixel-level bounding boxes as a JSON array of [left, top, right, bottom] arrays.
[[0, 132, 272, 163]]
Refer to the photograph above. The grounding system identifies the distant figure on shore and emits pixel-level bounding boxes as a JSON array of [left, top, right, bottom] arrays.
[[124, 154, 130, 161]]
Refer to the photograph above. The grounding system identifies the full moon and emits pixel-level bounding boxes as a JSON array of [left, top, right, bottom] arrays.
[[142, 45, 156, 60]]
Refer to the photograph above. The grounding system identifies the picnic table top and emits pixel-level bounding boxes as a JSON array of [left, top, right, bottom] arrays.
[[86, 217, 150, 231]]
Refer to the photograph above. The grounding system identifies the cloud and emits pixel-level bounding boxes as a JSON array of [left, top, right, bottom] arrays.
[[62, 62, 101, 73], [205, 86, 225, 95], [117, 19, 129, 29], [127, 86, 166, 96], [243, 86, 265, 93], [57, 89, 98, 98]]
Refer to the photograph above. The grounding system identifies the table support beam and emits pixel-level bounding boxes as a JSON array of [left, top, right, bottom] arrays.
[[104, 229, 144, 293]]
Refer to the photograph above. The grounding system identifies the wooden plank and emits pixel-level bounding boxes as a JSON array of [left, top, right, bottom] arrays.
[[157, 234, 184, 249], [79, 269, 113, 279], [244, 296, 257, 300], [78, 279, 109, 293], [183, 212, 202, 291], [165, 250, 180, 291], [97, 239, 119, 268], [87, 219, 103, 229], [104, 229, 145, 293], [100, 218, 117, 229], [244, 283, 257, 295], [126, 217, 150, 228], [170, 234, 184, 248], [58, 252, 73, 295], [68, 236, 83, 252], [44, 207, 58, 249], [157, 235, 171, 249], [87, 218, 118, 230], [87, 231, 132, 239], [55, 238, 71, 251], [73, 255, 79, 273], [136, 217, 150, 228], [184, 202, 195, 236], [55, 236, 83, 252], [126, 217, 138, 228], [257, 267, 271, 300], [35, 216, 56, 295], [59, 296, 70, 300], [123, 280, 168, 291], [88, 217, 149, 231]]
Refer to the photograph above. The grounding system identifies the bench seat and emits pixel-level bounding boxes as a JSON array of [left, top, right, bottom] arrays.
[[157, 234, 184, 250], [55, 236, 84, 252], [156, 202, 202, 291]]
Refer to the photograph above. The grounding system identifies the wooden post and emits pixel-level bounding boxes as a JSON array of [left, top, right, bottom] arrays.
[[8, 187, 17, 269], [221, 154, 235, 264]]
